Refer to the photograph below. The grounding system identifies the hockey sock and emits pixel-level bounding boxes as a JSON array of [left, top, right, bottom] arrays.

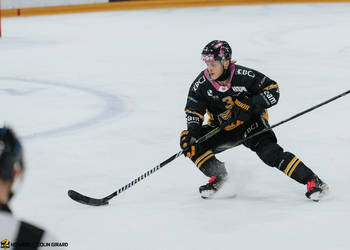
[[255, 142, 314, 184], [198, 157, 227, 178], [277, 152, 314, 184]]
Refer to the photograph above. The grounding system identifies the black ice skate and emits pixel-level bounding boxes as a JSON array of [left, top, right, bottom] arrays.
[[305, 175, 329, 202], [199, 175, 227, 199]]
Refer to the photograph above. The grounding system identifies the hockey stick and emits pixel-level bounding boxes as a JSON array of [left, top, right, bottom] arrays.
[[68, 89, 349, 206], [67, 124, 224, 206], [231, 89, 350, 147]]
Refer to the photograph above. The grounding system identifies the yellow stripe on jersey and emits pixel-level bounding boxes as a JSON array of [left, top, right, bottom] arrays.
[[180, 130, 189, 137], [263, 83, 279, 91], [261, 109, 269, 121]]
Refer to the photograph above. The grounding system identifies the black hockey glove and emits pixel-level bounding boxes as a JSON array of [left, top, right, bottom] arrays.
[[218, 96, 254, 127], [180, 130, 198, 158], [230, 96, 254, 122]]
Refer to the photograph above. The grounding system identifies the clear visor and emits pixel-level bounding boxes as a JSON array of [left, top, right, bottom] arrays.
[[201, 54, 215, 62]]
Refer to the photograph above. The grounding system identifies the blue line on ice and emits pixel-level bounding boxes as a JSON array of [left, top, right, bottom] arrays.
[[0, 76, 126, 140]]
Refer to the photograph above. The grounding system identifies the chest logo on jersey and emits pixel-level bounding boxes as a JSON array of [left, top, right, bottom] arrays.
[[232, 86, 247, 93], [192, 76, 206, 92], [236, 69, 255, 78]]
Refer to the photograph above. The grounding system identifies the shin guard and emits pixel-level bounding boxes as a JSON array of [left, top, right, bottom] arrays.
[[277, 152, 314, 184]]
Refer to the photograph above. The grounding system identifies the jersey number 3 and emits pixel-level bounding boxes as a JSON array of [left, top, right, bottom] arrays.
[[222, 96, 234, 109]]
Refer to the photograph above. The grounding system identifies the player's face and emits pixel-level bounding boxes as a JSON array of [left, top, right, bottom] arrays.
[[205, 60, 224, 80]]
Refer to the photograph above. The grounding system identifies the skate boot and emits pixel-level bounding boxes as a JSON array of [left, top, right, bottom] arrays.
[[305, 175, 329, 201], [199, 175, 227, 199]]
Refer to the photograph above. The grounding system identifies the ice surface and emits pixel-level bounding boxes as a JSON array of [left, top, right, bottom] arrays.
[[1, 2, 350, 250]]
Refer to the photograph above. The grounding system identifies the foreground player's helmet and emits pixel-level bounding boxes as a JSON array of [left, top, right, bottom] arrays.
[[201, 40, 232, 64], [0, 127, 24, 181]]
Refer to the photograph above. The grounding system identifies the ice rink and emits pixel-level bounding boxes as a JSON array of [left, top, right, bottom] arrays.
[[1, 2, 350, 249]]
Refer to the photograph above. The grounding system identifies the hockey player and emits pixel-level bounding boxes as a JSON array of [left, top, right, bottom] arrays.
[[0, 127, 61, 249], [180, 40, 328, 201]]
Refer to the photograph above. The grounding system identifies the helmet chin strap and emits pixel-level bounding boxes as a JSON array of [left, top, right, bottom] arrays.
[[214, 57, 230, 82], [220, 56, 226, 66]]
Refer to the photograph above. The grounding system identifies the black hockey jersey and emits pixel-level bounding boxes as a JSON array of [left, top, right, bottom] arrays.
[[185, 64, 280, 136]]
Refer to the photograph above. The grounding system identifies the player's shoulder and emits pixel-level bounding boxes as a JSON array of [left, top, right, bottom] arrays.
[[19, 220, 45, 237], [18, 219, 61, 249], [0, 212, 45, 245], [234, 64, 267, 79], [189, 70, 210, 93], [18, 221, 62, 249]]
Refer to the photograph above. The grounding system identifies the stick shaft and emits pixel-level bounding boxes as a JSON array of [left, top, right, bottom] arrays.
[[234, 89, 350, 146]]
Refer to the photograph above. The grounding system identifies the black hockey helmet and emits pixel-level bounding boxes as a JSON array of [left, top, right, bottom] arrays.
[[0, 127, 24, 181], [201, 40, 232, 65]]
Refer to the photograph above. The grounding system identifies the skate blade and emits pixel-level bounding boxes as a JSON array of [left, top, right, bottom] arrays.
[[200, 190, 216, 199], [201, 190, 237, 200], [202, 194, 237, 200], [309, 185, 329, 202]]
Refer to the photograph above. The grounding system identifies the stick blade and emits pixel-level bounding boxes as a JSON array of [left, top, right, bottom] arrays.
[[68, 189, 109, 206]]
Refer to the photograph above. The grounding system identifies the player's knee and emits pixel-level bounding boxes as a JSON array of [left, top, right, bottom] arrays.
[[256, 142, 284, 167], [199, 157, 227, 178]]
